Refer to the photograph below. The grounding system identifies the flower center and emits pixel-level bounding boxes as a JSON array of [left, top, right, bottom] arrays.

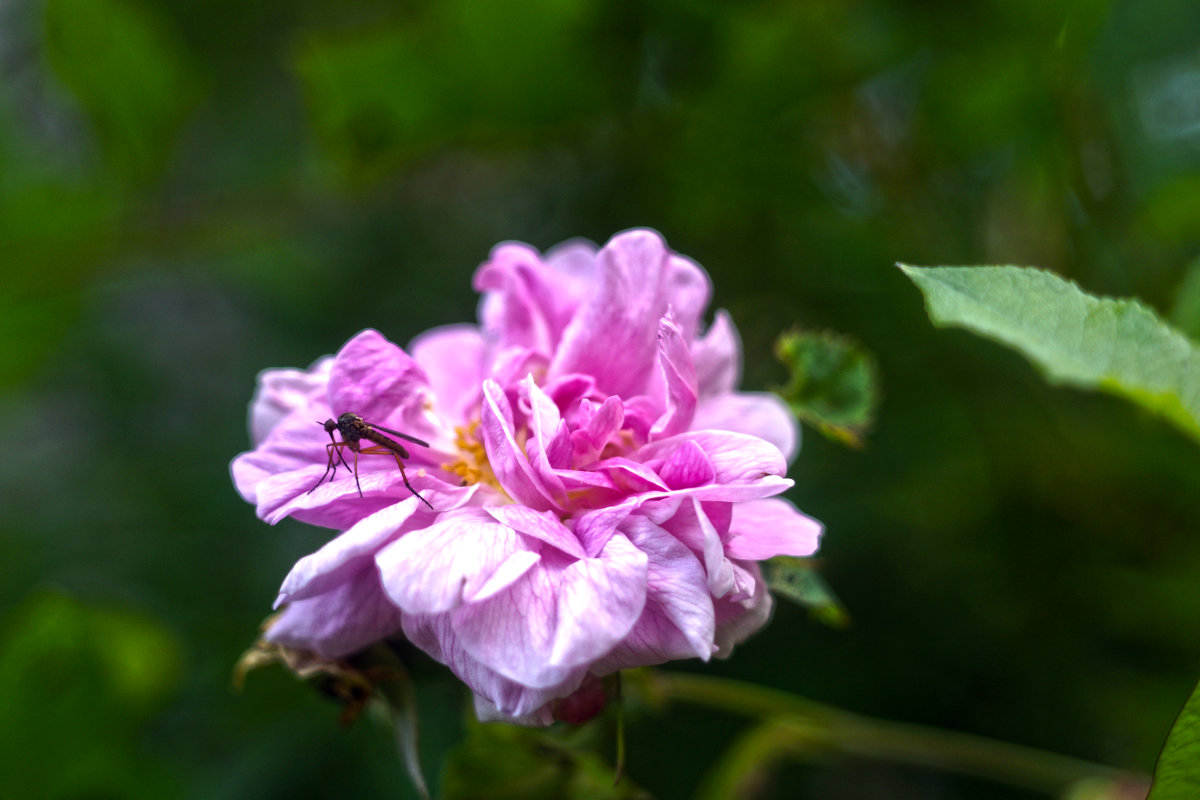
[[441, 420, 501, 490]]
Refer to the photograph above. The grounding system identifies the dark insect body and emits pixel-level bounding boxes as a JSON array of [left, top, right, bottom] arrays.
[[310, 412, 433, 509]]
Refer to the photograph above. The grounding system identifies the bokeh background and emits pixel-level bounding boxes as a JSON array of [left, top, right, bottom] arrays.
[[4, 0, 1200, 797]]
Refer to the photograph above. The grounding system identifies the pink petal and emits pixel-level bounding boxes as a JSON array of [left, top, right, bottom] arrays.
[[327, 329, 430, 425], [479, 380, 558, 511], [231, 401, 331, 505], [657, 439, 717, 490], [408, 324, 486, 426], [375, 507, 538, 614], [724, 498, 823, 560], [663, 251, 711, 341], [693, 392, 800, 463], [521, 377, 571, 505], [649, 311, 699, 441], [638, 430, 788, 485], [691, 310, 740, 397], [570, 395, 624, 465], [266, 566, 404, 658], [474, 243, 574, 353], [549, 229, 672, 397], [449, 533, 648, 688], [249, 358, 333, 446], [275, 499, 423, 607], [713, 561, 774, 656], [485, 505, 587, 559]]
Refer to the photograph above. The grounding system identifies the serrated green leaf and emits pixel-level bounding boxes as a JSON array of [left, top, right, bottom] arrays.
[[1148, 679, 1200, 800], [899, 264, 1200, 445], [763, 557, 850, 628], [774, 329, 879, 447]]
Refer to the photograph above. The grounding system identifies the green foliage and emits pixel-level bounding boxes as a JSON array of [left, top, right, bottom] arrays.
[[774, 329, 879, 447], [1170, 256, 1200, 341], [762, 557, 850, 628], [441, 722, 649, 800], [0, 592, 182, 800], [1149, 680, 1200, 800], [900, 265, 1200, 445], [44, 0, 200, 181]]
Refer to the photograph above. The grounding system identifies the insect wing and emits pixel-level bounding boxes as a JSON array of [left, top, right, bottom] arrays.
[[364, 422, 430, 449]]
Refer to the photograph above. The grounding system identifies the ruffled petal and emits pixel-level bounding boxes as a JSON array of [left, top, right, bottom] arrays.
[[549, 229, 673, 397], [375, 507, 537, 615], [693, 392, 800, 463], [649, 311, 699, 441], [266, 567, 403, 658], [409, 324, 486, 427], [327, 329, 430, 426], [249, 358, 333, 446], [479, 380, 558, 511]]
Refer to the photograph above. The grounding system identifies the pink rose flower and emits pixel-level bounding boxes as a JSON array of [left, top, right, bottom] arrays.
[[231, 229, 822, 724]]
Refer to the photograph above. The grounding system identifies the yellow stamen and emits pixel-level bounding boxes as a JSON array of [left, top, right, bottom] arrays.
[[441, 420, 501, 490]]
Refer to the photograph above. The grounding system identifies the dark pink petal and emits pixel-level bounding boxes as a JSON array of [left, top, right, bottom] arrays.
[[450, 533, 648, 688], [570, 396, 624, 465], [408, 324, 486, 426], [266, 567, 404, 659], [638, 430, 788, 485], [649, 311, 699, 441], [249, 358, 333, 446], [693, 392, 800, 463], [657, 439, 717, 490], [713, 561, 774, 656], [375, 507, 537, 615], [691, 310, 740, 397], [549, 229, 672, 397], [327, 329, 430, 424], [485, 505, 587, 559], [724, 498, 822, 560], [479, 380, 558, 511]]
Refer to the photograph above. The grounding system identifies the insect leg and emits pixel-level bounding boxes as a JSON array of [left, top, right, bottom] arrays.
[[308, 442, 346, 494]]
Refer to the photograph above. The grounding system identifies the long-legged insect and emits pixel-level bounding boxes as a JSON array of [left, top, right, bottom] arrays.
[[309, 412, 433, 509]]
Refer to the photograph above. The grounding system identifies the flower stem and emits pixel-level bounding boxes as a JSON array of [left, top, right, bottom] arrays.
[[644, 671, 1147, 796]]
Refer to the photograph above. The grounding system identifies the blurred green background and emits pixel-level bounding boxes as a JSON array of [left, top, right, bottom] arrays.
[[3, 0, 1200, 797]]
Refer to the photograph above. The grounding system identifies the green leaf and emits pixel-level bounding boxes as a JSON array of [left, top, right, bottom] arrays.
[[763, 557, 850, 628], [774, 329, 879, 447], [1170, 255, 1200, 342], [44, 0, 200, 180], [899, 264, 1200, 446], [1148, 679, 1200, 800]]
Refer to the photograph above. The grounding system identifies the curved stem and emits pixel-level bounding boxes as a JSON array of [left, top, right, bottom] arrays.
[[643, 670, 1148, 796]]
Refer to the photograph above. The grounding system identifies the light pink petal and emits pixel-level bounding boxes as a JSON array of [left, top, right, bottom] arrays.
[[259, 464, 464, 528], [666, 497, 736, 598], [327, 329, 430, 424], [649, 311, 699, 441], [591, 515, 714, 673], [450, 533, 648, 688], [522, 377, 571, 505], [404, 614, 587, 719], [275, 499, 423, 607], [713, 561, 774, 656], [266, 567, 403, 658], [231, 400, 331, 505], [693, 392, 800, 463], [249, 358, 333, 445], [485, 505, 587, 559], [725, 498, 823, 560], [408, 324, 486, 426], [479, 380, 558, 511], [663, 251, 711, 341], [691, 311, 740, 397], [475, 242, 576, 353], [375, 507, 538, 614], [549, 229, 672, 397]]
